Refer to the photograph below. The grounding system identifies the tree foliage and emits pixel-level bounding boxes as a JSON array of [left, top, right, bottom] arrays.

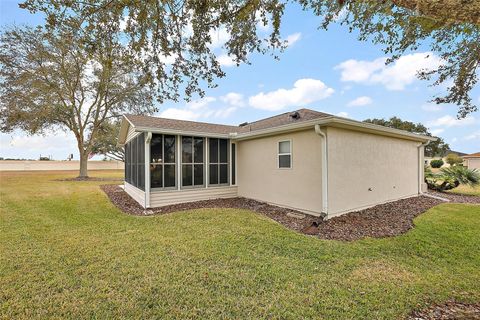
[[363, 116, 449, 157], [90, 120, 124, 162], [430, 159, 444, 168], [19, 0, 480, 117], [444, 153, 463, 166], [0, 24, 155, 177]]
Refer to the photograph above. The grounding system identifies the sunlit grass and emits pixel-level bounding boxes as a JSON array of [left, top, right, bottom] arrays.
[[1, 171, 479, 319], [447, 184, 480, 196]]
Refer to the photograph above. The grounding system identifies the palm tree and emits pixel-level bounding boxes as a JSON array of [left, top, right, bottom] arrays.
[[426, 166, 480, 191]]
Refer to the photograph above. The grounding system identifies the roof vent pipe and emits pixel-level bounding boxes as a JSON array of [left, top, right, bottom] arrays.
[[290, 111, 300, 119], [314, 124, 328, 218]]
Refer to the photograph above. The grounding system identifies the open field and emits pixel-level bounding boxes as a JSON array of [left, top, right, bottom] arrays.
[[1, 171, 479, 319]]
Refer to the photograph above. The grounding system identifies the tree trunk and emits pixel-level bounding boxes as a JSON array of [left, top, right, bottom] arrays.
[[79, 150, 89, 178]]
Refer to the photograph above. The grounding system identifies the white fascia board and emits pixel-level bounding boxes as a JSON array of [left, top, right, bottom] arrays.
[[117, 115, 134, 146]]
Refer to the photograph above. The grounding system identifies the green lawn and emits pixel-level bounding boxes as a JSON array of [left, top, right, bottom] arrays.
[[1, 171, 479, 319], [447, 184, 480, 196]]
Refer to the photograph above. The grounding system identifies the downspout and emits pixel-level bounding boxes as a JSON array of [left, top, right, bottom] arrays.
[[314, 124, 328, 219], [145, 132, 152, 208], [417, 140, 430, 194]]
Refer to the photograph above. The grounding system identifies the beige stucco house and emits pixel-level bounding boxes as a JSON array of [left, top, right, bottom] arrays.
[[463, 152, 480, 170], [118, 109, 436, 219]]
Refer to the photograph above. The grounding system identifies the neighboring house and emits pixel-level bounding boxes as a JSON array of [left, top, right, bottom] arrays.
[[117, 108, 435, 219], [463, 152, 480, 170]]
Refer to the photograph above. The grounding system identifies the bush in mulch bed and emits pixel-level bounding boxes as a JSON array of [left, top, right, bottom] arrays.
[[407, 300, 480, 320], [100, 184, 455, 241]]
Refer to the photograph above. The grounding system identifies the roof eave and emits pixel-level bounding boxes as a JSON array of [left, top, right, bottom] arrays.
[[233, 116, 436, 142], [322, 117, 437, 142], [133, 126, 232, 139], [233, 117, 334, 141], [117, 115, 134, 146]]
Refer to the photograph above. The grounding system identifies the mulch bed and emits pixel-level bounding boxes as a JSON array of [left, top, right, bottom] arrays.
[[428, 190, 480, 204], [99, 184, 476, 241], [314, 196, 444, 241], [56, 177, 123, 182], [408, 300, 480, 320], [100, 184, 318, 231]]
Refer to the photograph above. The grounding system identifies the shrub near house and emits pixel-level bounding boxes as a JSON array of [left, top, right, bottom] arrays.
[[430, 159, 444, 168], [445, 153, 464, 167]]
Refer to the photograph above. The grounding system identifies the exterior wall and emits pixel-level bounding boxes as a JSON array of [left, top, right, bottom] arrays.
[[465, 158, 480, 170], [150, 186, 238, 207], [124, 182, 146, 207], [0, 160, 123, 171], [327, 127, 420, 217], [236, 129, 323, 216]]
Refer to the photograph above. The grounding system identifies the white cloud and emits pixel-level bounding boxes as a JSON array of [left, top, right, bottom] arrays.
[[209, 27, 230, 50], [220, 92, 245, 107], [430, 128, 445, 136], [347, 96, 372, 107], [285, 32, 301, 47], [464, 130, 480, 141], [159, 93, 241, 121], [427, 115, 476, 127], [217, 54, 237, 67], [335, 52, 443, 90], [336, 112, 349, 118], [248, 78, 334, 111], [186, 97, 216, 110], [422, 103, 443, 112], [159, 108, 201, 121]]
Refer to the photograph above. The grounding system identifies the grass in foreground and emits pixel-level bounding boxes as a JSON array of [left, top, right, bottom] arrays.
[[1, 171, 479, 319], [447, 184, 480, 196]]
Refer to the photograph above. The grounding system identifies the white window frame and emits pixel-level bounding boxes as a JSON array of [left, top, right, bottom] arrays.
[[230, 141, 237, 186], [180, 136, 206, 189], [278, 139, 292, 169]]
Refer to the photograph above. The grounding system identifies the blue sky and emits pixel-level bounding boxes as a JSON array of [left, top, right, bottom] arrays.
[[0, 0, 478, 160]]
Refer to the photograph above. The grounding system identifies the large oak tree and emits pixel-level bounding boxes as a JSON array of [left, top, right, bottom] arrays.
[[0, 24, 155, 177], [19, 0, 480, 117]]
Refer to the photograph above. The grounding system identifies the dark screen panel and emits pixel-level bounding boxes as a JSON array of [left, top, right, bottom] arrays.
[[194, 164, 203, 186], [164, 135, 176, 163], [219, 139, 228, 163], [151, 164, 162, 188], [164, 164, 176, 187], [209, 164, 218, 185], [194, 138, 204, 163], [220, 164, 228, 184], [150, 134, 163, 163], [182, 136, 192, 163], [209, 138, 218, 163]]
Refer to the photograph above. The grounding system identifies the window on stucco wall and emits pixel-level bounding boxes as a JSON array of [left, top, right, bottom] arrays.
[[278, 140, 291, 169]]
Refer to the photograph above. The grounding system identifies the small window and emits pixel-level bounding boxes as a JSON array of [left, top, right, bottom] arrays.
[[278, 140, 291, 168]]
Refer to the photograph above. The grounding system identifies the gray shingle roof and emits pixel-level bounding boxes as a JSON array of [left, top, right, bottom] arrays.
[[125, 108, 332, 135], [125, 114, 237, 134]]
